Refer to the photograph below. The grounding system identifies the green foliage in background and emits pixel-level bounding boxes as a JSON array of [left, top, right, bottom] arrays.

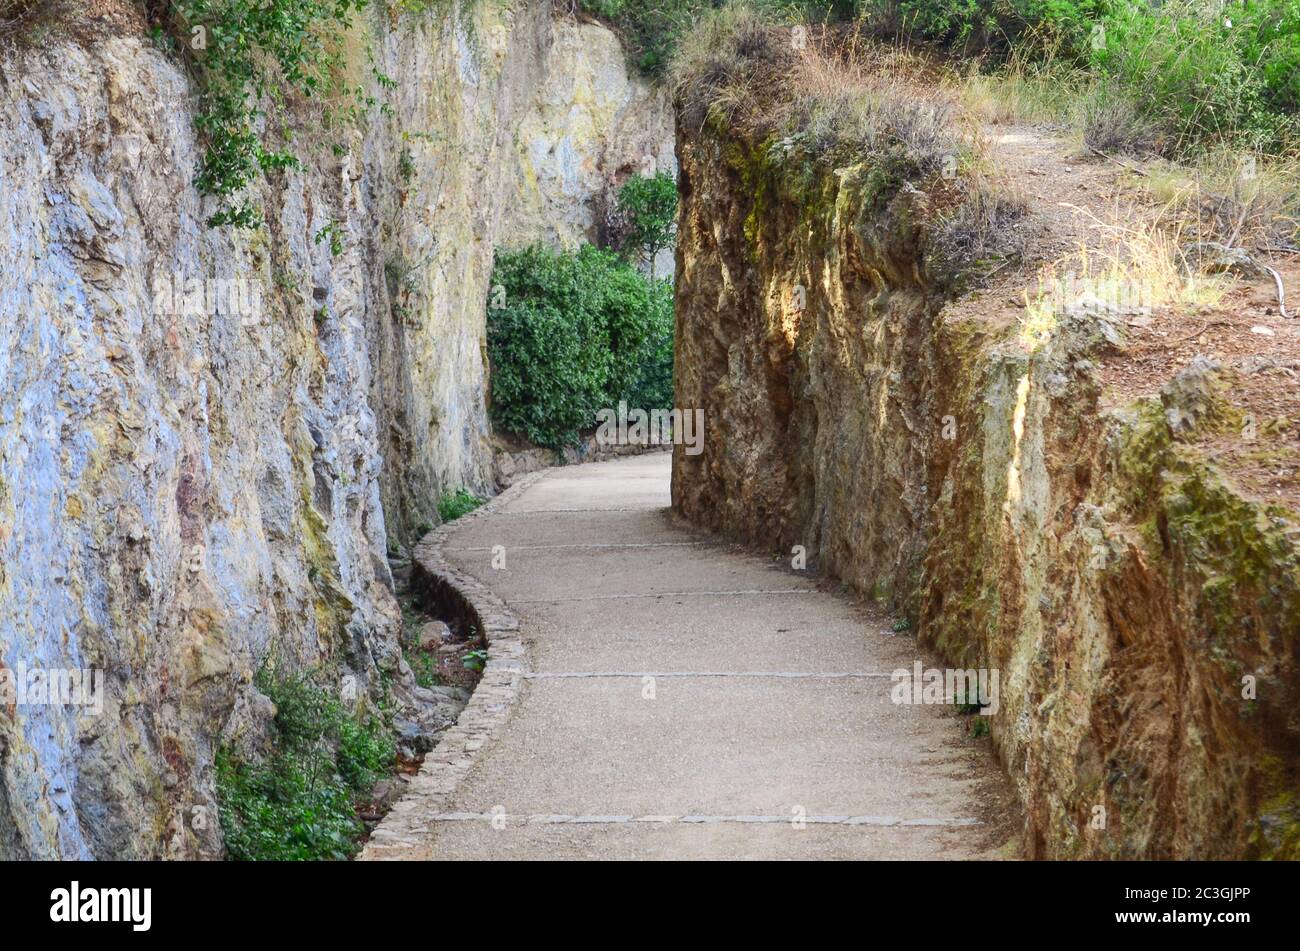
[[487, 244, 674, 449], [588, 0, 1299, 154], [625, 277, 675, 415], [580, 0, 848, 75], [217, 668, 395, 861], [153, 0, 392, 228]]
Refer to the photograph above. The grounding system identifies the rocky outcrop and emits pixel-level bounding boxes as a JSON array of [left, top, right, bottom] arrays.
[[672, 87, 1300, 858], [0, 2, 672, 859]]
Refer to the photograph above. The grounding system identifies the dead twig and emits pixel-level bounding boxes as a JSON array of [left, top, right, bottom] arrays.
[[1175, 319, 1231, 343], [1224, 202, 1249, 252], [1089, 147, 1149, 178], [0, 7, 38, 39]]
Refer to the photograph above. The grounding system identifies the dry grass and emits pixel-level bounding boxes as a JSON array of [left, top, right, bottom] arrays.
[[0, 0, 81, 44], [940, 38, 1170, 160], [949, 46, 1083, 128], [671, 7, 1036, 287], [669, 4, 787, 132], [1141, 148, 1300, 249], [938, 45, 1299, 251], [933, 173, 1029, 275], [1080, 89, 1165, 158], [671, 7, 963, 170], [0, 0, 37, 31], [1019, 206, 1228, 350], [789, 38, 960, 174]]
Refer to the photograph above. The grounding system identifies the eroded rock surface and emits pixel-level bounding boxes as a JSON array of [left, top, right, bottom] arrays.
[[672, 99, 1300, 859]]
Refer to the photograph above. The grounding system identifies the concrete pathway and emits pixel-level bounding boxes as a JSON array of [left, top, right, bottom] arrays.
[[406, 453, 1012, 859]]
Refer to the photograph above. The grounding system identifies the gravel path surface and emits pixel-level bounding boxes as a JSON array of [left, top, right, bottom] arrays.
[[378, 453, 1014, 860]]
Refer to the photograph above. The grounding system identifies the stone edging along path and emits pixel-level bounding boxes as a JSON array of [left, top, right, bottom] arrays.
[[360, 473, 546, 860]]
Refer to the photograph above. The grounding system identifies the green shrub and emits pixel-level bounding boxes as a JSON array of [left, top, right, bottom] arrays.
[[864, 0, 1300, 154], [865, 0, 1111, 53], [624, 277, 676, 413], [488, 244, 674, 449], [216, 668, 395, 861], [437, 488, 485, 522], [1086, 1, 1300, 152]]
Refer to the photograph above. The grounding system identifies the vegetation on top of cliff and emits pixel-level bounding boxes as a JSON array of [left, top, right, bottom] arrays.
[[672, 6, 1029, 287], [648, 0, 1298, 156], [0, 0, 43, 35], [863, 0, 1300, 157], [869, 2, 1300, 244], [577, 0, 849, 75], [672, 9, 954, 163], [592, 1, 1298, 242], [487, 244, 674, 448], [149, 0, 393, 229]]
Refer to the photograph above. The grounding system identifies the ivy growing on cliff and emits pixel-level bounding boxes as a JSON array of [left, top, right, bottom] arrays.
[[151, 0, 393, 228]]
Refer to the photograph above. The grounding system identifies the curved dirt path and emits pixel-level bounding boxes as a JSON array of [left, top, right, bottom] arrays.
[[377, 453, 1014, 859]]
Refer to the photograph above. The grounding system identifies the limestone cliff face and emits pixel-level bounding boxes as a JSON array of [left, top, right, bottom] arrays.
[[673, 115, 1300, 858], [513, 21, 676, 257], [0, 2, 671, 858]]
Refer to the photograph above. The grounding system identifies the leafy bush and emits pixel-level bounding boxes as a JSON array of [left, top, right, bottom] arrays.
[[863, 0, 1300, 154], [864, 0, 1111, 53], [217, 668, 395, 861], [152, 1, 391, 228], [1086, 1, 1300, 152], [488, 244, 675, 448], [625, 277, 675, 413], [437, 488, 485, 522]]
